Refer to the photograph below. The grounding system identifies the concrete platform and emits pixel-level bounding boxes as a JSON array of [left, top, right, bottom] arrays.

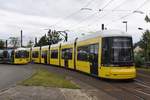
[[0, 85, 116, 100]]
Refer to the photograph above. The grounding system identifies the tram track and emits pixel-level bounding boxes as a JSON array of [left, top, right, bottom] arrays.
[[110, 80, 150, 100], [135, 79, 150, 89], [113, 84, 145, 100], [109, 73, 150, 100]]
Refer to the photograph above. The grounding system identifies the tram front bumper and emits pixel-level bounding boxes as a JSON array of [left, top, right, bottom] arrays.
[[109, 68, 136, 79], [100, 67, 136, 79]]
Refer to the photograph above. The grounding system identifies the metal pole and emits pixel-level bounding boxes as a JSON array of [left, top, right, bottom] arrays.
[[122, 21, 127, 32], [126, 22, 127, 32], [21, 30, 23, 47], [102, 24, 104, 30], [6, 40, 7, 49]]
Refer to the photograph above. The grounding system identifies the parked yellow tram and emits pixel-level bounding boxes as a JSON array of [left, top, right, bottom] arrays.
[[14, 48, 29, 64]]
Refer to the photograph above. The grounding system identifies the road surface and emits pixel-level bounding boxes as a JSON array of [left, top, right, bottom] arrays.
[[0, 64, 33, 90]]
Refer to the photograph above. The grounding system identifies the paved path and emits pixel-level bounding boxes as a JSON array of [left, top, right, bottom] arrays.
[[0, 64, 33, 90]]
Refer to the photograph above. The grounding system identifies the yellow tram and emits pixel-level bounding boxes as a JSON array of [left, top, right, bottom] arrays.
[[14, 48, 29, 64], [74, 30, 136, 79], [34, 30, 136, 79]]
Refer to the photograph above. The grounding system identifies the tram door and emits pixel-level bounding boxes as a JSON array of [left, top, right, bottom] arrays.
[[89, 44, 99, 76], [64, 51, 68, 68]]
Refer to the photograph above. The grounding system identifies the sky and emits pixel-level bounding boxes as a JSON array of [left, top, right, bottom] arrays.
[[0, 0, 149, 45]]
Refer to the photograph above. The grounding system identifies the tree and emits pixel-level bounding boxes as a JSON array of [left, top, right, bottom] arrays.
[[35, 34, 48, 47], [139, 30, 150, 61], [9, 37, 20, 48], [134, 14, 150, 67], [47, 30, 62, 45], [0, 40, 5, 49], [145, 15, 150, 23], [134, 50, 144, 67], [35, 30, 63, 47], [27, 40, 34, 47]]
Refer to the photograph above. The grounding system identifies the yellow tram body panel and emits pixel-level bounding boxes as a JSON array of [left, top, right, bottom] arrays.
[[76, 61, 90, 73], [50, 59, 59, 66], [98, 66, 136, 79], [14, 58, 28, 64], [61, 56, 74, 69], [61, 43, 74, 69], [26, 48, 31, 63], [32, 47, 41, 63], [41, 57, 45, 64], [76, 36, 101, 74], [68, 60, 74, 69]]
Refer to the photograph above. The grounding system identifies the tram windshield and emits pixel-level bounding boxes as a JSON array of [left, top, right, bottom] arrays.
[[102, 37, 134, 66], [111, 37, 133, 64], [15, 50, 29, 58]]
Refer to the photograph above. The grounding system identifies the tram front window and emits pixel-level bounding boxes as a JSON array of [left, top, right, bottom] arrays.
[[111, 37, 133, 65], [102, 37, 134, 66], [15, 51, 29, 58]]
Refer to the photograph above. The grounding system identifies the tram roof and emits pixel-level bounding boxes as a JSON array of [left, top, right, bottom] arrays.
[[15, 47, 28, 51], [32, 47, 40, 50], [41, 45, 49, 49], [61, 40, 74, 46], [97, 30, 131, 37], [50, 43, 61, 48], [77, 30, 132, 42]]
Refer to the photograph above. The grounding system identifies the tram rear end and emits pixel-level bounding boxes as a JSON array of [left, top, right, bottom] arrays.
[[100, 36, 136, 79]]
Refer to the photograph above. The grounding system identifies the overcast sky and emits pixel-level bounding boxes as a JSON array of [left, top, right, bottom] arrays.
[[0, 0, 149, 45]]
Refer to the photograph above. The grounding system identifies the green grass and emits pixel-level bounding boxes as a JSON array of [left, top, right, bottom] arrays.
[[21, 68, 79, 89]]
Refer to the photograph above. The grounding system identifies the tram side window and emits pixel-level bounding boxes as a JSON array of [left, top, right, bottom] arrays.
[[77, 45, 89, 61], [32, 51, 39, 58], [89, 44, 99, 63], [25, 51, 29, 58], [42, 51, 47, 58], [51, 50, 58, 59], [77, 44, 99, 61], [62, 48, 72, 59]]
